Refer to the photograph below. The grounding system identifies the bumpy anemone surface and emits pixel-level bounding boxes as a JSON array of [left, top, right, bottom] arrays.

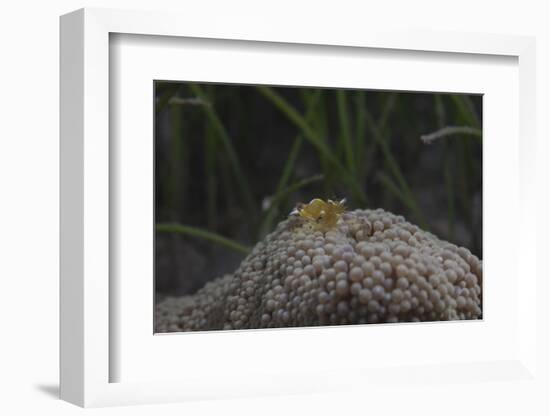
[[155, 208, 482, 332]]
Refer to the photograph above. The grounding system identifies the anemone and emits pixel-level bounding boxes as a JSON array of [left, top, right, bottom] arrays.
[[155, 208, 482, 332]]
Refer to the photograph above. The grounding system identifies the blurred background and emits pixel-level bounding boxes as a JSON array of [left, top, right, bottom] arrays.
[[154, 82, 482, 298]]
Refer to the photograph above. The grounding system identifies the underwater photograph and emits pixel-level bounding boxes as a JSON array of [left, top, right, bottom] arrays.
[[153, 82, 482, 332]]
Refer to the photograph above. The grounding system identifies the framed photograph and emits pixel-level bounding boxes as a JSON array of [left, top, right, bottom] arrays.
[[60, 7, 538, 407]]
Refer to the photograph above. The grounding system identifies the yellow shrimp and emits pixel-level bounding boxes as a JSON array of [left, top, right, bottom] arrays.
[[290, 198, 346, 231]]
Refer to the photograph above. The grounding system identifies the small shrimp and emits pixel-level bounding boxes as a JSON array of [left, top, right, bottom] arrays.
[[289, 198, 346, 231]]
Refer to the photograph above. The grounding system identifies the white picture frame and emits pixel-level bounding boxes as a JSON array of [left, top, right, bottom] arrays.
[[60, 7, 538, 408]]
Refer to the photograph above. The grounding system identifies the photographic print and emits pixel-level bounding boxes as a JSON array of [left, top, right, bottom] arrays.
[[154, 82, 482, 333]]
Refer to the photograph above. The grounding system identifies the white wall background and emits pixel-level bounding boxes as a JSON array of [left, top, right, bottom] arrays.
[[1, 0, 548, 414]]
